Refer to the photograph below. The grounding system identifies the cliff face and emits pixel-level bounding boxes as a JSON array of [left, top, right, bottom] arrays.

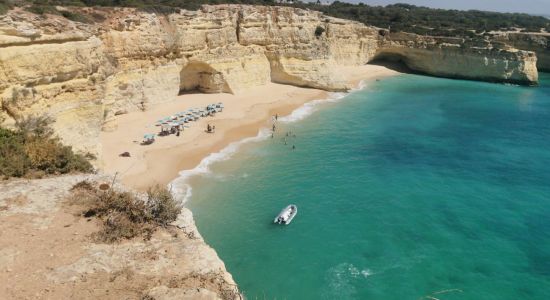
[[491, 32, 550, 72], [0, 5, 541, 154], [376, 32, 539, 85]]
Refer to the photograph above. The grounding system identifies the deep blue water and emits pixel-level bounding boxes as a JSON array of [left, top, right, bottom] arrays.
[[185, 73, 550, 299]]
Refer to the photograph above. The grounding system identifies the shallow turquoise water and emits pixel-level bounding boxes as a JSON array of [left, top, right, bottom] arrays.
[[185, 73, 550, 299]]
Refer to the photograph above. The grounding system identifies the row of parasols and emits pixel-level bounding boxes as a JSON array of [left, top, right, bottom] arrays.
[[143, 102, 224, 143]]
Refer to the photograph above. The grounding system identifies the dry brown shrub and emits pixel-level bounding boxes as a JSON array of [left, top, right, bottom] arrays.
[[69, 182, 181, 243], [146, 185, 181, 226], [71, 180, 95, 192]]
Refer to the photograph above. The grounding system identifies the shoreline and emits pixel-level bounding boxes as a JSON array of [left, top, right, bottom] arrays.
[[99, 65, 401, 193]]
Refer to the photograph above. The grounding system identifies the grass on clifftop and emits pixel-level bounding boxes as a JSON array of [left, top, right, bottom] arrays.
[[0, 115, 93, 179], [71, 181, 182, 243]]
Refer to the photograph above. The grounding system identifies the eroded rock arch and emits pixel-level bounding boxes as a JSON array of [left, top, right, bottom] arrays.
[[368, 50, 413, 73], [179, 61, 230, 94]]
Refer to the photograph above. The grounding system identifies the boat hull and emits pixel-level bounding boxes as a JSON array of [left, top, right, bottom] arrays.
[[274, 204, 298, 225]]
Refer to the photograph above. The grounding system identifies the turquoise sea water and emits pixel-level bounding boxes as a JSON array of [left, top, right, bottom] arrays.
[[183, 73, 550, 299]]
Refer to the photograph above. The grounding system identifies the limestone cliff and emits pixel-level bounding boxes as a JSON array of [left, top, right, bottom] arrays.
[[375, 32, 539, 85], [0, 5, 541, 155], [491, 32, 550, 72]]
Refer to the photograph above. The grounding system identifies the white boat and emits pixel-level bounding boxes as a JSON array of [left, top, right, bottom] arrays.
[[274, 204, 298, 225]]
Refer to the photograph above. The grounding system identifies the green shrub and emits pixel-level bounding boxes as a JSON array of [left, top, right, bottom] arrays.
[[60, 10, 92, 23], [0, 128, 31, 178], [25, 5, 60, 15], [315, 25, 325, 37], [0, 2, 11, 15], [0, 115, 93, 179]]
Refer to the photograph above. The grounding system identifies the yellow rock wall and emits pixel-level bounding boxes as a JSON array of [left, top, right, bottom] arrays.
[[0, 5, 541, 155], [376, 32, 539, 85]]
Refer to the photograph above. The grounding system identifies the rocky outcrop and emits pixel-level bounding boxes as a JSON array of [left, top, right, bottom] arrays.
[[0, 5, 541, 155], [0, 175, 240, 299], [491, 32, 550, 72], [376, 32, 539, 85]]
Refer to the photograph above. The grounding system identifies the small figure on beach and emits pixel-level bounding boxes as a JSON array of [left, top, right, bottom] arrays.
[[271, 133, 274, 139], [275, 114, 278, 120], [207, 124, 215, 133], [284, 138, 287, 145], [272, 124, 276, 132]]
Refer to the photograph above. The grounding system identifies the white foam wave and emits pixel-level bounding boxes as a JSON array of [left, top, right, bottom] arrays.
[[279, 92, 348, 123], [361, 269, 373, 278], [321, 263, 373, 299], [170, 80, 370, 203], [169, 127, 271, 203]]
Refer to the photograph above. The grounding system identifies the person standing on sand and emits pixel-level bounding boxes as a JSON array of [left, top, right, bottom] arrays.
[[275, 114, 278, 120], [272, 124, 276, 132]]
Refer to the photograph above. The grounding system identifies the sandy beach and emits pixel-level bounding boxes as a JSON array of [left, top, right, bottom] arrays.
[[100, 65, 400, 191]]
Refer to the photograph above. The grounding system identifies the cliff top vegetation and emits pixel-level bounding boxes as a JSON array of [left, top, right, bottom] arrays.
[[70, 181, 181, 243], [1, 0, 549, 37], [0, 115, 94, 179]]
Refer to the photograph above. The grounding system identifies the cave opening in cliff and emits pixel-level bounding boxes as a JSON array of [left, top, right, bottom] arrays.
[[179, 62, 230, 94], [368, 52, 413, 74]]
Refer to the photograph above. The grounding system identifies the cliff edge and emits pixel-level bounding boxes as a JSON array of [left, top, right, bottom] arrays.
[[0, 174, 240, 299]]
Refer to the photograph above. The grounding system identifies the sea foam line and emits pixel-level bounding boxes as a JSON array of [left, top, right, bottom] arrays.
[[170, 80, 368, 204], [170, 127, 271, 204]]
